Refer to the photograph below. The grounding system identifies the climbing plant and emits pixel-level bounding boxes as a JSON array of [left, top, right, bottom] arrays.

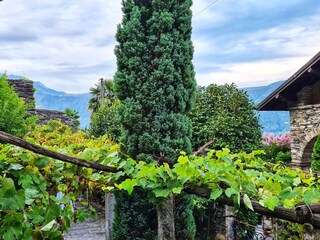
[[1, 123, 320, 239], [0, 121, 117, 239]]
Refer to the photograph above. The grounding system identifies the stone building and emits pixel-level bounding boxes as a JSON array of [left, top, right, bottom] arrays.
[[257, 51, 320, 168], [8, 79, 76, 128]]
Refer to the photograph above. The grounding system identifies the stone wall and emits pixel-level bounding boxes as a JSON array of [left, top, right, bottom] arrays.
[[8, 79, 35, 107], [8, 79, 76, 128], [289, 103, 320, 167], [28, 109, 76, 128]]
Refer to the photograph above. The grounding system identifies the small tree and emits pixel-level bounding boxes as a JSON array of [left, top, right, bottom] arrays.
[[88, 79, 115, 114], [0, 74, 35, 136], [189, 84, 261, 153], [88, 99, 121, 140], [64, 108, 80, 128]]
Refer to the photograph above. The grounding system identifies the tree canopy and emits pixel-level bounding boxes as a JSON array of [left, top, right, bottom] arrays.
[[189, 84, 261, 153]]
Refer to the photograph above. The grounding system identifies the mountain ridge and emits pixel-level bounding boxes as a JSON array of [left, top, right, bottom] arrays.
[[6, 75, 290, 133]]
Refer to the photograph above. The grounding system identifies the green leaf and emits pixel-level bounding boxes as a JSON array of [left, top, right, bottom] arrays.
[[243, 194, 254, 211], [210, 188, 222, 200], [8, 163, 24, 171], [27, 206, 45, 225], [178, 155, 188, 165], [2, 177, 15, 190], [263, 196, 280, 211], [120, 179, 137, 195], [41, 220, 57, 231], [91, 173, 101, 181], [34, 157, 51, 169], [303, 189, 320, 204], [0, 188, 25, 210], [172, 187, 183, 194], [225, 188, 239, 198], [3, 213, 23, 240], [25, 188, 39, 205], [153, 188, 171, 198]]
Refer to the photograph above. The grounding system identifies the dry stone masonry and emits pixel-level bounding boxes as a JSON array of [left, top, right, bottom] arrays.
[[8, 79, 35, 107], [8, 79, 76, 128], [289, 103, 320, 167]]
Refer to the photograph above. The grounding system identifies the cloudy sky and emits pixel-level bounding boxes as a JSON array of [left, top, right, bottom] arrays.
[[1, 0, 320, 93]]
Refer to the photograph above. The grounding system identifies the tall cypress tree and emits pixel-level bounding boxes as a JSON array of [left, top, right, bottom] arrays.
[[113, 1, 196, 239]]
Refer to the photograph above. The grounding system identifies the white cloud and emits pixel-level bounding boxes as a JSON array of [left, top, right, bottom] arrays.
[[196, 56, 311, 87], [1, 0, 320, 93]]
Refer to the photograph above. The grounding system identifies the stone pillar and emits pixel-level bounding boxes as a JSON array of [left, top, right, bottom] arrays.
[[105, 193, 115, 240], [225, 206, 235, 240], [289, 104, 320, 168]]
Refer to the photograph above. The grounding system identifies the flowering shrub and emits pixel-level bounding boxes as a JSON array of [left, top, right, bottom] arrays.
[[262, 132, 291, 148], [261, 132, 291, 163]]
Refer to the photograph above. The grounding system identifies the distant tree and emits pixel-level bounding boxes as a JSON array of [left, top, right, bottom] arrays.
[[88, 79, 115, 113], [88, 99, 121, 140], [0, 74, 36, 136], [189, 84, 261, 153], [64, 108, 80, 128]]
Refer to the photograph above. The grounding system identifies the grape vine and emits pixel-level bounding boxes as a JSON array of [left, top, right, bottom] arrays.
[[0, 121, 320, 239]]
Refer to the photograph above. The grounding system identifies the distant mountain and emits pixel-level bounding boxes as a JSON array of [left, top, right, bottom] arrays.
[[33, 82, 91, 129], [242, 81, 290, 134], [8, 75, 290, 133]]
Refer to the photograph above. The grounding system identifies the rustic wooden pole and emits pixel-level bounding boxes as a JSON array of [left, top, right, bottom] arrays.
[[0, 131, 117, 173]]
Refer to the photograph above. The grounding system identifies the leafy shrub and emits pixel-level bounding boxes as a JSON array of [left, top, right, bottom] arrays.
[[88, 99, 121, 140], [0, 74, 36, 136]]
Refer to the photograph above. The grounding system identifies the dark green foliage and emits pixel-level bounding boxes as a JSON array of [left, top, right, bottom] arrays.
[[0, 74, 35, 136], [174, 193, 196, 240], [236, 209, 260, 239], [89, 99, 121, 140], [312, 135, 320, 171], [189, 84, 261, 153], [115, 0, 196, 161], [112, 190, 157, 240], [114, 1, 196, 239], [64, 108, 80, 128]]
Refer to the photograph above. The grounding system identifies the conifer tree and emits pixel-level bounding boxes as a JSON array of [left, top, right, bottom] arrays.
[[114, 1, 196, 239]]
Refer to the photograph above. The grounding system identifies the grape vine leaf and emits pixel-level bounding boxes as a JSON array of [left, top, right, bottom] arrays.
[[243, 194, 254, 211], [0, 188, 25, 210], [210, 188, 223, 200]]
